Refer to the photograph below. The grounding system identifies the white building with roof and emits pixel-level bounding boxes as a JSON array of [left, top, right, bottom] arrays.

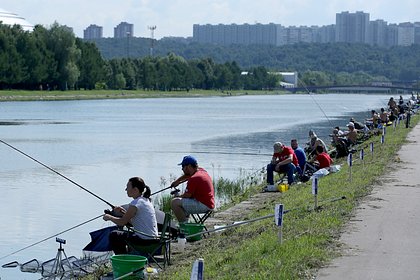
[[0, 8, 34, 31]]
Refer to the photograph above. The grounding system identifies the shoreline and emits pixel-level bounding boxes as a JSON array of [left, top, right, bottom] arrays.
[[0, 89, 288, 102]]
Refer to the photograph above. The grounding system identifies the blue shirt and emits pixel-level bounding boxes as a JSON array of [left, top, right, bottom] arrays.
[[293, 147, 307, 170]]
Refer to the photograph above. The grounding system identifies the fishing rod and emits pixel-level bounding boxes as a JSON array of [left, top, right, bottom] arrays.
[[185, 195, 347, 239], [298, 80, 334, 128], [0, 214, 103, 261], [151, 185, 174, 196], [0, 139, 115, 209]]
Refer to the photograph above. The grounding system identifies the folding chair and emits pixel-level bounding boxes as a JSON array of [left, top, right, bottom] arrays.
[[191, 210, 213, 237], [126, 212, 172, 269]]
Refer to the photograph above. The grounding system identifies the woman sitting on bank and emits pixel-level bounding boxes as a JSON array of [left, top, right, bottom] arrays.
[[103, 177, 158, 255]]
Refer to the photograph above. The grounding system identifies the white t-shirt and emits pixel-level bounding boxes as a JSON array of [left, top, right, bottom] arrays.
[[129, 197, 158, 239]]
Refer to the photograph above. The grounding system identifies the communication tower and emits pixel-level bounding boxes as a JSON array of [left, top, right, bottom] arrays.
[[148, 25, 157, 56]]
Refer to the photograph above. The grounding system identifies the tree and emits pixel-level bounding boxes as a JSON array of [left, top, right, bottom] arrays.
[[45, 22, 80, 90], [0, 24, 26, 88], [76, 39, 106, 89]]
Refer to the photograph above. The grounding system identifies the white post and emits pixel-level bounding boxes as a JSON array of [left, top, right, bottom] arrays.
[[360, 148, 365, 168], [190, 258, 204, 280], [347, 153, 353, 182], [275, 204, 284, 244], [312, 177, 318, 210]]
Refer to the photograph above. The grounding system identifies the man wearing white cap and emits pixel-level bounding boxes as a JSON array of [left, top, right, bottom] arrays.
[[342, 122, 358, 145], [170, 155, 215, 223], [266, 142, 298, 189]]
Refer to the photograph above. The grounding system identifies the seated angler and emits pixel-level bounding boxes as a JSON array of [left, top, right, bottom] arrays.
[[266, 142, 298, 189], [170, 155, 215, 224], [379, 108, 389, 125], [103, 177, 159, 255], [341, 122, 358, 146], [307, 130, 328, 158], [313, 145, 333, 170], [291, 139, 306, 174]]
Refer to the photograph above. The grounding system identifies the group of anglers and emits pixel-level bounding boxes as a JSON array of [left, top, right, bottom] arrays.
[[264, 93, 420, 191]]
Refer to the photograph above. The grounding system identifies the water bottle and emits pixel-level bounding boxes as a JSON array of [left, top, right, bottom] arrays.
[[178, 233, 186, 252]]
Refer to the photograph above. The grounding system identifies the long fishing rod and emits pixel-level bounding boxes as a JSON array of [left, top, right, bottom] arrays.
[[0, 139, 115, 209], [185, 195, 347, 239], [299, 80, 334, 127], [0, 214, 103, 261], [151, 185, 173, 196]]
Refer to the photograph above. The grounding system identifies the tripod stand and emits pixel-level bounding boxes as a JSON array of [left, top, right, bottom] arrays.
[[43, 238, 75, 278]]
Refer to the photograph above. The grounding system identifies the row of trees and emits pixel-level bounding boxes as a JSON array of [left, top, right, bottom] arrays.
[[0, 23, 279, 91], [105, 56, 279, 91], [94, 37, 420, 83]]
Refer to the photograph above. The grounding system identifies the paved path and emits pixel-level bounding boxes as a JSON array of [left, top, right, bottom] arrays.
[[316, 124, 420, 280]]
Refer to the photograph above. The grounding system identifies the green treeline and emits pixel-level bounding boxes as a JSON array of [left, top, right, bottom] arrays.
[[94, 37, 420, 84], [2, 22, 420, 91], [0, 23, 278, 91]]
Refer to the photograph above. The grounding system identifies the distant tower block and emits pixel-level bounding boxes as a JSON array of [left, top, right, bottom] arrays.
[[148, 25, 157, 56]]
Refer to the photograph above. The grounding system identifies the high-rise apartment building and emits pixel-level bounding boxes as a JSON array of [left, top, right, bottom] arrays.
[[414, 23, 420, 44], [192, 11, 418, 47], [193, 23, 302, 46], [369, 19, 387, 46], [336, 11, 370, 43], [397, 22, 415, 46], [83, 24, 103, 39], [315, 25, 336, 43], [114, 22, 134, 38]]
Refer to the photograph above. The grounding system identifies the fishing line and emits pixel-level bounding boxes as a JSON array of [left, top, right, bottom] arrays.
[[0, 139, 115, 209], [298, 80, 334, 127], [0, 214, 103, 260], [133, 150, 272, 157]]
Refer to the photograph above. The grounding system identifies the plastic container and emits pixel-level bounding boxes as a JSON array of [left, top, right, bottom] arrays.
[[111, 254, 147, 279], [180, 223, 205, 242], [278, 183, 289, 192]]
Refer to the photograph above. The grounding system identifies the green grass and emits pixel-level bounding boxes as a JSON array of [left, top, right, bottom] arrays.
[[0, 89, 288, 101], [157, 115, 418, 280]]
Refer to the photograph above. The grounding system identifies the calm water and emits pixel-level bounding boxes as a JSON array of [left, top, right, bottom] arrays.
[[0, 93, 393, 279]]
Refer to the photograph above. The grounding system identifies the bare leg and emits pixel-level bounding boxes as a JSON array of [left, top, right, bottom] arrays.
[[171, 197, 188, 223]]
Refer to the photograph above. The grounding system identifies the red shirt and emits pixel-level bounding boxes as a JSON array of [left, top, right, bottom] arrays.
[[185, 168, 215, 209], [273, 146, 299, 166], [316, 152, 332, 169]]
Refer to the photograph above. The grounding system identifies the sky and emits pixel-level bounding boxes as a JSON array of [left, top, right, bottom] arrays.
[[2, 0, 419, 39]]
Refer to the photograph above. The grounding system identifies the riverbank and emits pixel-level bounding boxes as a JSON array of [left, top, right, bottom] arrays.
[[316, 121, 420, 279], [83, 114, 417, 279], [0, 89, 289, 101], [154, 115, 419, 279]]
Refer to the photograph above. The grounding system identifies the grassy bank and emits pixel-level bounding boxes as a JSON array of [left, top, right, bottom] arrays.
[[0, 89, 287, 101], [155, 116, 418, 279]]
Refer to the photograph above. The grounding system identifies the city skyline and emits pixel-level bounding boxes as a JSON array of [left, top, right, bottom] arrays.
[[2, 0, 420, 39]]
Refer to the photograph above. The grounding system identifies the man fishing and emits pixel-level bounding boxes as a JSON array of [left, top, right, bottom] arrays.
[[170, 155, 215, 223], [265, 142, 298, 190]]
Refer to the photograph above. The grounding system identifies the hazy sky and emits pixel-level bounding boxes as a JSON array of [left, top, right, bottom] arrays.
[[2, 0, 419, 38]]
